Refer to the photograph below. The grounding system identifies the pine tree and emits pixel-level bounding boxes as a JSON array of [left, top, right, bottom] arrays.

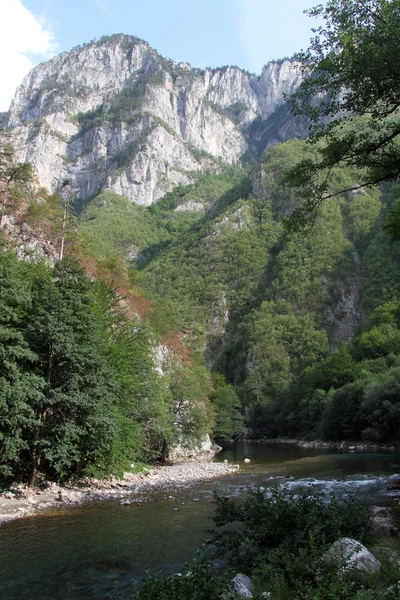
[[0, 251, 44, 480]]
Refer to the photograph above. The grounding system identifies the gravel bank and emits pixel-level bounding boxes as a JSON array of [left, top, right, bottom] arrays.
[[0, 461, 239, 524]]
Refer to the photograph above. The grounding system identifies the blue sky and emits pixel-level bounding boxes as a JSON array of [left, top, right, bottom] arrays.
[[1, 0, 319, 111]]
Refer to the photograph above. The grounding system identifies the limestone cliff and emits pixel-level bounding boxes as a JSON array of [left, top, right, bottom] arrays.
[[7, 35, 302, 206]]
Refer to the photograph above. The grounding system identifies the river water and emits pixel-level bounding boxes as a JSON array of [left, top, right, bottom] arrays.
[[1, 443, 399, 600]]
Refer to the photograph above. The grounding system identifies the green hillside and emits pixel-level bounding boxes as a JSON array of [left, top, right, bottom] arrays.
[[76, 139, 400, 444]]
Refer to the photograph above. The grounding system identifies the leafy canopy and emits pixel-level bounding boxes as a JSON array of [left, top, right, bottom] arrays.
[[285, 0, 400, 229]]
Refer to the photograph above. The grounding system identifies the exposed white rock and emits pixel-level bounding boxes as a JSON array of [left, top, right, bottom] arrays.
[[175, 200, 205, 212], [169, 434, 222, 462], [257, 61, 302, 118], [7, 35, 302, 207], [212, 205, 251, 237], [232, 573, 253, 598], [153, 344, 170, 376]]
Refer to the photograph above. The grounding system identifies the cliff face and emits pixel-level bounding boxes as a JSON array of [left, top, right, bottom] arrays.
[[7, 35, 302, 206]]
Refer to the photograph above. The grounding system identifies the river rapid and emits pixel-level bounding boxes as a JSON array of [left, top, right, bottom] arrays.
[[1, 443, 399, 600]]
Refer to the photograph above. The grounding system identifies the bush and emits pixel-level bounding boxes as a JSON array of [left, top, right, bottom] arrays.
[[208, 488, 374, 575], [127, 489, 396, 600], [129, 555, 230, 600]]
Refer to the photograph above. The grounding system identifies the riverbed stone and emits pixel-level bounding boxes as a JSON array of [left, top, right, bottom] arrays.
[[387, 479, 400, 491]]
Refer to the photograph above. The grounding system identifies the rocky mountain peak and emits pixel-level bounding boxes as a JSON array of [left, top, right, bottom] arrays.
[[7, 34, 304, 206]]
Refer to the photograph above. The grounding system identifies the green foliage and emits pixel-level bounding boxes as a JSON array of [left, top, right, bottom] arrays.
[[167, 360, 210, 446], [0, 133, 33, 225], [210, 374, 244, 439], [0, 252, 44, 479], [73, 137, 400, 446], [77, 141, 400, 444], [210, 488, 373, 574], [285, 0, 400, 229], [206, 100, 249, 126], [79, 169, 250, 265], [80, 191, 165, 258], [282, 299, 400, 442], [385, 196, 400, 241], [128, 490, 400, 600], [0, 246, 210, 485], [130, 555, 230, 600], [209, 488, 374, 598]]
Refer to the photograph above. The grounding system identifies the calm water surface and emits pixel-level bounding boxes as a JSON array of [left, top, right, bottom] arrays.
[[1, 443, 399, 600]]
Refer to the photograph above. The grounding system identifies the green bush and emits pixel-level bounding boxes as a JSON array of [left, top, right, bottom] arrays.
[[127, 489, 400, 600], [130, 556, 230, 600]]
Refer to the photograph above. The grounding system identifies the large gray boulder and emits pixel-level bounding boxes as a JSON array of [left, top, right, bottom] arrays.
[[232, 573, 253, 598], [222, 573, 253, 598], [326, 537, 381, 574]]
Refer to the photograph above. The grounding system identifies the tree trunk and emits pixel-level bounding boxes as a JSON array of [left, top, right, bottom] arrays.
[[161, 438, 169, 463], [27, 450, 41, 488]]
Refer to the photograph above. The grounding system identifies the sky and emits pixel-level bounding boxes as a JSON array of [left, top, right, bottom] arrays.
[[0, 0, 320, 112]]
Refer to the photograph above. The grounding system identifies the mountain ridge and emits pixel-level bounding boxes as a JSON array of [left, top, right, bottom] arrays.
[[6, 34, 304, 207]]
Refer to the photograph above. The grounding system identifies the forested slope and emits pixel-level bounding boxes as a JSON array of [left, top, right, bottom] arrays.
[[78, 137, 400, 443]]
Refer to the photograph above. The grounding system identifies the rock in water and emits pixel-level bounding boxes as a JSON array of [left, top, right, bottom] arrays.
[[244, 458, 251, 464], [387, 478, 400, 490]]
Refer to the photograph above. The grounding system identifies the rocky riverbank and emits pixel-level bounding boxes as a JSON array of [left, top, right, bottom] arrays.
[[246, 437, 397, 451], [0, 461, 239, 524]]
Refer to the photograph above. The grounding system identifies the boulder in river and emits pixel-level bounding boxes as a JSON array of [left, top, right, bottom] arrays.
[[387, 478, 400, 490], [325, 538, 381, 574], [244, 458, 251, 464]]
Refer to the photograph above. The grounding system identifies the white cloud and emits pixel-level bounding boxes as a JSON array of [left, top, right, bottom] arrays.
[[0, 0, 57, 112]]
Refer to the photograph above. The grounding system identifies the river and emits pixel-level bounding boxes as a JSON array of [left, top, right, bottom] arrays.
[[0, 443, 399, 600]]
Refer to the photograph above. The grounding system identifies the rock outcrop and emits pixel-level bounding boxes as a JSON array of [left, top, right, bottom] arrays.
[[6, 34, 302, 207], [168, 434, 222, 462]]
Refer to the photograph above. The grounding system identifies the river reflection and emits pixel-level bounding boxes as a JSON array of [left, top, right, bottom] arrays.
[[0, 443, 399, 600]]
